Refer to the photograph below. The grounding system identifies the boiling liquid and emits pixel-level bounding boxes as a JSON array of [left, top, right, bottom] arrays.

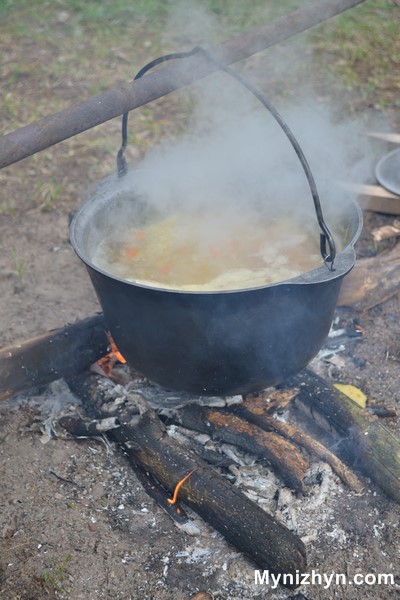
[[92, 211, 322, 291]]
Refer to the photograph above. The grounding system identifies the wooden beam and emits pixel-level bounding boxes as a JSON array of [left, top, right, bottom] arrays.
[[367, 132, 400, 144], [0, 0, 366, 169], [342, 183, 400, 215], [0, 314, 108, 401], [338, 243, 400, 310]]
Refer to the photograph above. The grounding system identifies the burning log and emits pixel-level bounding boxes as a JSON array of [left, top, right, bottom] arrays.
[[65, 373, 307, 582], [59, 413, 191, 525], [291, 369, 400, 504], [230, 394, 364, 494], [0, 315, 108, 402], [176, 404, 309, 493]]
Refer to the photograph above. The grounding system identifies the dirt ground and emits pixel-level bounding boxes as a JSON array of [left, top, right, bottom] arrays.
[[1, 2, 400, 599]]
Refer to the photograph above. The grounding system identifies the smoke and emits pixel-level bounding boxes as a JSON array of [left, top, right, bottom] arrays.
[[85, 0, 377, 267], [163, 0, 226, 48], [118, 1, 374, 234], [125, 95, 372, 233]]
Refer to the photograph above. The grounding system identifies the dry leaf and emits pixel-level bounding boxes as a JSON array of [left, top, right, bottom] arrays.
[[334, 383, 367, 408]]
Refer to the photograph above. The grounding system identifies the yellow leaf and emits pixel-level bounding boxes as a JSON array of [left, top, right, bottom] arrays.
[[334, 383, 367, 408]]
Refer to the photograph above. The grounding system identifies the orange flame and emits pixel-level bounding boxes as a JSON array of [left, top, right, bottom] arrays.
[[167, 468, 197, 505], [105, 331, 126, 364], [96, 331, 126, 378]]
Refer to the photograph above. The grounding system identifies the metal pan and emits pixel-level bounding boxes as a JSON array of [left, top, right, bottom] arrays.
[[375, 147, 400, 197]]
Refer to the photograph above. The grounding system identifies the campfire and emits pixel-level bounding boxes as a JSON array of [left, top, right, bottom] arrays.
[[1, 306, 399, 590], [1, 2, 399, 595]]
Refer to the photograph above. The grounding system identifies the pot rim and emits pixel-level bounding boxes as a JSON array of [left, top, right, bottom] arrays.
[[70, 176, 363, 295]]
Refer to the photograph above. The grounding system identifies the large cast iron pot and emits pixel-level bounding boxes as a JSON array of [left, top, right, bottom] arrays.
[[70, 173, 362, 396]]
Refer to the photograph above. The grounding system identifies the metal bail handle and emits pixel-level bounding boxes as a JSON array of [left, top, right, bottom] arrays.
[[116, 46, 336, 269], [116, 48, 201, 179]]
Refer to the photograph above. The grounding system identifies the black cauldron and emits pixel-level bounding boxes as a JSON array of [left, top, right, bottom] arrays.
[[70, 173, 362, 396]]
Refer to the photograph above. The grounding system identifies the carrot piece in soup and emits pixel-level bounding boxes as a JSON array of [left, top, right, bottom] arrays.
[[124, 246, 138, 258]]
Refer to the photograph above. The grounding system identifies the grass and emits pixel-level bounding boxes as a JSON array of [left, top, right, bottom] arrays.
[[10, 249, 29, 280], [313, 0, 400, 108], [36, 180, 63, 211], [0, 1, 397, 113], [0, 0, 398, 218], [42, 555, 72, 597]]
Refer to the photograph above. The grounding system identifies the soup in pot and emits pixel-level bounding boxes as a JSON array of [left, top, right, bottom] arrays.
[[91, 210, 323, 291]]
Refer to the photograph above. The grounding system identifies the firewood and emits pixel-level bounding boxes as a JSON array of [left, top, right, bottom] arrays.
[[66, 373, 307, 582], [0, 315, 109, 402], [368, 405, 397, 419], [290, 369, 400, 504], [342, 183, 400, 215], [230, 396, 364, 494], [367, 132, 400, 144], [371, 220, 400, 242], [338, 243, 400, 310], [176, 404, 308, 493], [59, 412, 191, 525]]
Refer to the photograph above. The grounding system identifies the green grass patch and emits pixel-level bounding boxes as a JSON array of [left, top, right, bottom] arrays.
[[42, 554, 72, 597], [313, 0, 400, 107]]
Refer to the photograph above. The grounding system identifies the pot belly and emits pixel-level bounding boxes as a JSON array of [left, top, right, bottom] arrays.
[[88, 267, 343, 395]]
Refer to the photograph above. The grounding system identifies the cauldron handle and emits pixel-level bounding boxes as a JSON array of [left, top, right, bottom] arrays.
[[116, 46, 336, 269], [116, 48, 201, 179]]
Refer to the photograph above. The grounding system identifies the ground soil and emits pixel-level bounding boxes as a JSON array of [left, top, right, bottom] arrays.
[[1, 6, 400, 599]]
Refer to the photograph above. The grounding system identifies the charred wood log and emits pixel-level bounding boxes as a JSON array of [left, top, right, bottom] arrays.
[[0, 314, 108, 402], [66, 373, 307, 582], [368, 405, 398, 419], [176, 404, 309, 493], [338, 243, 400, 310], [59, 411, 190, 525], [230, 395, 364, 493], [290, 369, 400, 504]]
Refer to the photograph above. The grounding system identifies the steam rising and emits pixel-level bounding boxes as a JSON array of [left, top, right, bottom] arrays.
[[123, 98, 371, 232], [87, 1, 374, 270], [71, 3, 371, 392], [116, 1, 373, 231], [115, 0, 371, 232]]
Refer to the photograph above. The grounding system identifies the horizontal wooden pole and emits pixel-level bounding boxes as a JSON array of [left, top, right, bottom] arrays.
[[0, 0, 366, 169]]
